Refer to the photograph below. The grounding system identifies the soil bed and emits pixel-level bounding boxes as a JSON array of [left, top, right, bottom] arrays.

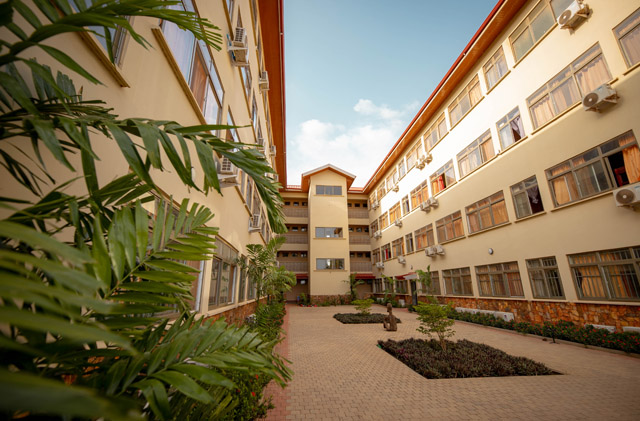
[[334, 313, 402, 324], [378, 338, 558, 379]]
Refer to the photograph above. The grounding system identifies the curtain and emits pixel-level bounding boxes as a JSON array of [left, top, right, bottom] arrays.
[[621, 25, 640, 67], [469, 81, 482, 106], [468, 213, 480, 233], [551, 175, 576, 205], [574, 266, 606, 298], [622, 144, 640, 183], [506, 272, 524, 296], [481, 138, 495, 161], [550, 78, 579, 114], [531, 96, 554, 128], [604, 264, 639, 299], [492, 200, 509, 225], [478, 274, 492, 296], [575, 56, 611, 95], [190, 50, 209, 109]]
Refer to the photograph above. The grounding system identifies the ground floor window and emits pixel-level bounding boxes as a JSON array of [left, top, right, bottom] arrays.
[[569, 246, 640, 301], [443, 267, 473, 296], [527, 257, 564, 299], [208, 239, 238, 309], [476, 262, 524, 298], [420, 271, 441, 295], [316, 258, 344, 270]]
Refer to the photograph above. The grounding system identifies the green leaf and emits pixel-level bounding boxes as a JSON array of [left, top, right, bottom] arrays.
[[132, 120, 162, 169], [135, 201, 149, 262], [132, 379, 171, 421], [29, 118, 75, 171], [106, 122, 154, 187], [92, 217, 112, 291], [151, 370, 215, 404], [0, 369, 143, 421], [172, 364, 235, 389], [38, 44, 102, 84]]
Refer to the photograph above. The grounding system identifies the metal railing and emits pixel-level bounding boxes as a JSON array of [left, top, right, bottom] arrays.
[[283, 207, 309, 218], [280, 260, 309, 272], [348, 208, 369, 219], [281, 233, 308, 244]]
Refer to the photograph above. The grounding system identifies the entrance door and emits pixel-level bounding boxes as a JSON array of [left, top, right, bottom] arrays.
[[410, 281, 418, 306]]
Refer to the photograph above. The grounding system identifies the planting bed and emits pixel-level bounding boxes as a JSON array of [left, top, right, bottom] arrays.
[[334, 313, 402, 324], [378, 338, 558, 379]]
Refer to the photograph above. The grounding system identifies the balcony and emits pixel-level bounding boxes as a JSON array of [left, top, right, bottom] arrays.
[[348, 208, 368, 219], [349, 234, 370, 245], [281, 233, 308, 244], [280, 259, 309, 272], [283, 207, 308, 218], [350, 259, 373, 272]]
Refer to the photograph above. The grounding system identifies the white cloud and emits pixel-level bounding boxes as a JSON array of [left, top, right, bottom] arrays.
[[287, 99, 419, 188]]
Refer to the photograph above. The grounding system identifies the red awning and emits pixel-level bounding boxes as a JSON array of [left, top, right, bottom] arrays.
[[354, 273, 376, 280], [295, 273, 308, 279], [396, 272, 417, 280]]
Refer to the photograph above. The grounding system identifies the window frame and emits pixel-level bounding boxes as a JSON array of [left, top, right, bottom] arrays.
[[391, 237, 404, 258], [424, 113, 448, 152], [527, 257, 565, 299], [316, 258, 345, 271], [448, 75, 483, 128], [496, 107, 526, 151], [436, 211, 464, 243], [510, 176, 544, 219], [483, 46, 509, 92], [316, 185, 342, 196], [315, 227, 343, 238], [443, 267, 473, 296], [613, 7, 640, 68], [476, 262, 525, 298], [509, 0, 556, 64], [457, 130, 495, 179], [430, 160, 456, 196], [465, 191, 509, 234], [410, 181, 429, 209]]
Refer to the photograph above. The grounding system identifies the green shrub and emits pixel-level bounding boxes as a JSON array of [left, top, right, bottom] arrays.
[[415, 303, 455, 350], [353, 299, 374, 314], [447, 310, 640, 354], [250, 301, 286, 343]]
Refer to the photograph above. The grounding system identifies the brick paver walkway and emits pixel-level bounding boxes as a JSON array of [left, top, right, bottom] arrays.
[[265, 304, 640, 420]]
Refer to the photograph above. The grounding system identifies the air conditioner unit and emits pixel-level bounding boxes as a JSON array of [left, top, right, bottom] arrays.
[[425, 153, 433, 164], [420, 202, 431, 212], [216, 158, 240, 188], [259, 71, 269, 92], [373, 230, 382, 239], [582, 84, 617, 112], [391, 183, 399, 192], [257, 136, 265, 146], [372, 200, 379, 210], [248, 214, 261, 232], [425, 246, 436, 257], [397, 256, 406, 264], [614, 183, 640, 207], [435, 245, 445, 255], [228, 27, 249, 66], [557, 1, 589, 30], [375, 262, 384, 269], [269, 145, 277, 155], [427, 197, 439, 207], [416, 160, 426, 170], [394, 219, 402, 227]]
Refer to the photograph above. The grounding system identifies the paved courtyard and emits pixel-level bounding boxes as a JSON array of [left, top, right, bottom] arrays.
[[265, 304, 640, 420]]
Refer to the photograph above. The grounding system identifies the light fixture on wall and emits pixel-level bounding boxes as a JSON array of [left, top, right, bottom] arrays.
[[488, 248, 494, 255]]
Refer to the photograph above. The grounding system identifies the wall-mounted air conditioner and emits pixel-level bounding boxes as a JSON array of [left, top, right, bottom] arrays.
[[427, 197, 439, 207], [583, 84, 617, 112], [435, 245, 445, 255], [420, 202, 431, 212], [248, 214, 261, 232], [217, 158, 240, 188], [373, 230, 382, 239], [259, 71, 269, 92], [391, 183, 399, 192], [269, 145, 277, 155], [425, 246, 436, 257], [425, 153, 433, 164], [375, 262, 384, 269], [557, 1, 589, 30], [229, 27, 249, 66], [394, 219, 403, 227], [416, 158, 426, 170], [372, 200, 379, 210], [397, 256, 406, 264], [614, 183, 640, 207]]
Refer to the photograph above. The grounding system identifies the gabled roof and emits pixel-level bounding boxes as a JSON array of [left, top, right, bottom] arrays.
[[298, 164, 356, 192]]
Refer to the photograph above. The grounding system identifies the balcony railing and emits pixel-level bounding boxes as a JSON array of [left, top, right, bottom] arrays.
[[349, 234, 370, 245], [283, 207, 308, 218], [281, 233, 308, 244], [280, 260, 309, 272], [348, 208, 369, 219], [350, 260, 373, 272]]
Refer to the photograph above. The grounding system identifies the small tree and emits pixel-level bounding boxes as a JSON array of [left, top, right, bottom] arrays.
[[352, 299, 374, 315], [415, 303, 455, 350], [416, 267, 437, 304], [344, 273, 365, 301]]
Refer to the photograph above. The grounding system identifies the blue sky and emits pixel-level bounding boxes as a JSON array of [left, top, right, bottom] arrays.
[[284, 0, 498, 187]]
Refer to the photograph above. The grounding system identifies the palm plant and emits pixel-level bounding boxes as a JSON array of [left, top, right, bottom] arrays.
[[0, 1, 290, 419]]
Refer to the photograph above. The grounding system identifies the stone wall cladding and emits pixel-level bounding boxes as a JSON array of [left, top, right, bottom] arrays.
[[433, 296, 640, 331], [204, 300, 264, 326]]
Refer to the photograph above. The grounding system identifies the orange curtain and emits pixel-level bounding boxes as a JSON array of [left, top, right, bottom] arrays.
[[623, 145, 640, 183]]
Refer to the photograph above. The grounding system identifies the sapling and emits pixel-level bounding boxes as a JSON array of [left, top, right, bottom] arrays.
[[415, 303, 456, 350], [352, 299, 374, 315]]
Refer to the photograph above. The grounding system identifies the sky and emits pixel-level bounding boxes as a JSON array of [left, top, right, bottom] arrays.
[[283, 0, 498, 188]]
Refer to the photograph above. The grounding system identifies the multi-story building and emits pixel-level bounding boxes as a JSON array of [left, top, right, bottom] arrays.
[[2, 0, 287, 322], [283, 0, 640, 330]]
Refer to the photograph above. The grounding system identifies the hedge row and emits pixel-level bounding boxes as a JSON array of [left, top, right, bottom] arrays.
[[447, 310, 640, 354]]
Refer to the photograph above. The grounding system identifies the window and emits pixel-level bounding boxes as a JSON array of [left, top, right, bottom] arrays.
[[251, 96, 258, 133], [615, 8, 640, 68], [511, 176, 544, 219], [376, 182, 386, 199], [370, 220, 379, 237], [386, 169, 398, 190], [569, 246, 640, 301], [423, 271, 441, 295], [381, 244, 392, 261], [379, 212, 389, 230], [497, 107, 525, 150], [527, 257, 564, 299], [405, 234, 414, 254], [226, 112, 239, 142], [410, 181, 429, 208], [389, 202, 401, 223], [316, 258, 345, 270], [372, 248, 381, 264], [392, 238, 404, 258], [443, 267, 473, 295], [401, 195, 410, 215], [315, 227, 343, 238], [476, 262, 524, 297], [369, 193, 377, 208], [436, 211, 464, 243], [546, 131, 640, 206], [414, 224, 435, 250], [208, 239, 238, 309], [483, 47, 508, 91], [241, 65, 252, 102], [509, 0, 555, 62], [430, 160, 456, 195], [238, 257, 247, 302], [448, 75, 482, 127], [424, 113, 448, 151], [457, 130, 495, 178], [316, 185, 342, 195], [406, 140, 425, 170], [528, 44, 611, 129], [466, 191, 509, 234], [398, 160, 407, 179], [226, 0, 234, 20]]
